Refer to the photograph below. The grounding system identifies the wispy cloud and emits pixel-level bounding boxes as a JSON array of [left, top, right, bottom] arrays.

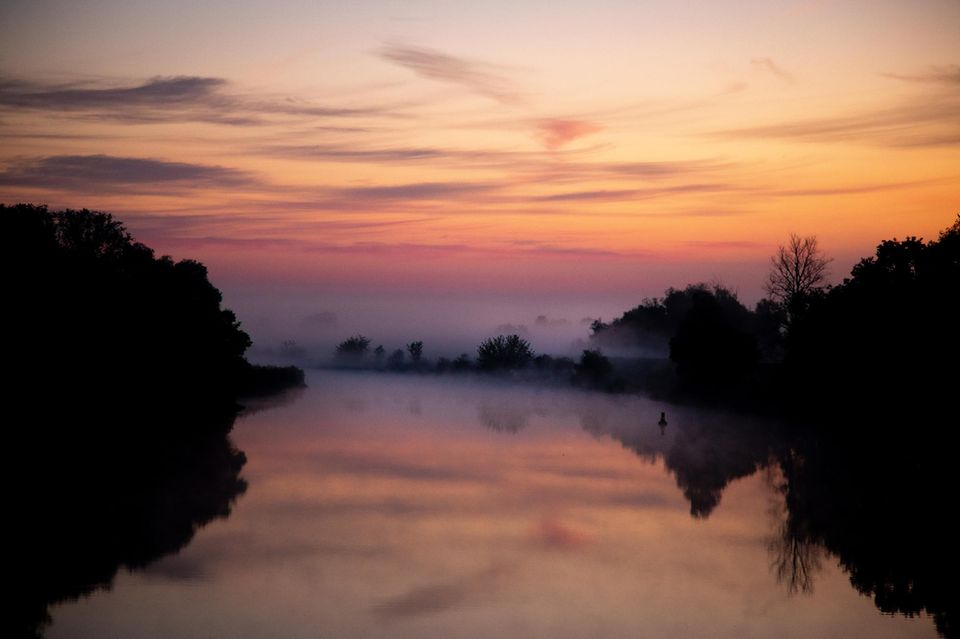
[[0, 154, 255, 191], [338, 181, 500, 201], [881, 64, 960, 86], [529, 183, 740, 203], [122, 212, 434, 240], [0, 75, 387, 125], [712, 96, 960, 147], [751, 57, 795, 84], [536, 118, 602, 150], [256, 141, 606, 172], [378, 43, 524, 104], [684, 240, 761, 250], [0, 76, 225, 110], [258, 144, 447, 163], [767, 177, 945, 197]]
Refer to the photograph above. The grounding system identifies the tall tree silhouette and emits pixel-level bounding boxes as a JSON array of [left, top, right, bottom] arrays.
[[766, 233, 831, 328]]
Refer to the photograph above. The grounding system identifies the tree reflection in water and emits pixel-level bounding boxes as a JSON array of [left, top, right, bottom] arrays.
[[774, 428, 958, 639], [11, 400, 248, 638], [476, 396, 957, 638]]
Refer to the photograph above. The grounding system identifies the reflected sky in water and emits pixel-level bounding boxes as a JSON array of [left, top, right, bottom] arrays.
[[49, 371, 938, 638]]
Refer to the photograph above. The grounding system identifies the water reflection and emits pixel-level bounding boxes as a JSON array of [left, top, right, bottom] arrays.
[[12, 401, 248, 638], [42, 373, 954, 638], [465, 383, 957, 636], [774, 430, 958, 638]]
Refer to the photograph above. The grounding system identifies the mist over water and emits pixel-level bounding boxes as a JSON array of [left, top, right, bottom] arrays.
[[45, 371, 946, 638], [227, 289, 618, 362]]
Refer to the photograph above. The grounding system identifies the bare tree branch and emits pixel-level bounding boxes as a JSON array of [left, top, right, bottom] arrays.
[[766, 234, 831, 304]]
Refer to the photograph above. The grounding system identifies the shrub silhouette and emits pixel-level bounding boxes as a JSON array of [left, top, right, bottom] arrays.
[[386, 348, 405, 369], [335, 335, 371, 360], [574, 350, 612, 386], [477, 334, 534, 370]]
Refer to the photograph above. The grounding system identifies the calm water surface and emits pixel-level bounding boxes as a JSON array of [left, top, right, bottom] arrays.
[[48, 371, 940, 638]]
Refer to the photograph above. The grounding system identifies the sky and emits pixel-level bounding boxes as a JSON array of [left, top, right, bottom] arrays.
[[1, 0, 958, 353]]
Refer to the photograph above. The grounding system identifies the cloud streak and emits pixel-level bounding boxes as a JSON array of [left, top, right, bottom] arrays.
[[528, 183, 741, 203], [339, 181, 500, 201], [881, 64, 960, 86], [379, 43, 524, 104], [0, 75, 386, 125], [751, 57, 795, 84], [712, 95, 960, 147], [0, 154, 255, 191]]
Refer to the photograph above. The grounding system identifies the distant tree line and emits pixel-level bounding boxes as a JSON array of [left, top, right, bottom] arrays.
[[325, 213, 956, 418], [314, 214, 958, 419], [332, 333, 542, 372]]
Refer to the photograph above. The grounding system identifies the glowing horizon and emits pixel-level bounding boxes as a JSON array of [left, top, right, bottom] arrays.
[[2, 0, 958, 333]]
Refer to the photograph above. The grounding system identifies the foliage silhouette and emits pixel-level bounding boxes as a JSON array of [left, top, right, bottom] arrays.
[[476, 334, 534, 370], [573, 349, 612, 386], [589, 295, 674, 356], [785, 214, 960, 418], [766, 233, 831, 329], [668, 284, 759, 391], [407, 340, 424, 365], [335, 335, 371, 361], [386, 348, 405, 369], [3, 203, 302, 406], [3, 203, 302, 636]]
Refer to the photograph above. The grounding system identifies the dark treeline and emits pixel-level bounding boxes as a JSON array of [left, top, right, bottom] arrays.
[[590, 216, 959, 420], [3, 203, 304, 408], [328, 331, 591, 382], [3, 203, 304, 637], [321, 214, 959, 421]]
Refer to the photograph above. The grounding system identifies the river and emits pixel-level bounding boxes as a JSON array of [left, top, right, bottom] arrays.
[[45, 370, 944, 638]]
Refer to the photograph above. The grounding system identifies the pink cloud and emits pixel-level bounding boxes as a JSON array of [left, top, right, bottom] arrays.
[[537, 119, 602, 150], [534, 516, 594, 549]]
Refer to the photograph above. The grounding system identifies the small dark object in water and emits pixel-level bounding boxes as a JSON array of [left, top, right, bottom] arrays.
[[658, 412, 668, 427]]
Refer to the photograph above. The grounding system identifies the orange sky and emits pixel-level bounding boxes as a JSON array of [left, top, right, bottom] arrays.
[[1, 0, 958, 346]]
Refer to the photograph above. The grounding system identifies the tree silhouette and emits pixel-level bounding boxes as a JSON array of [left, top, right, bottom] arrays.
[[2, 203, 302, 406], [766, 234, 831, 302], [574, 349, 612, 386], [766, 234, 831, 327], [668, 284, 759, 390], [476, 334, 534, 370], [2, 203, 298, 636], [386, 348, 405, 369], [407, 340, 423, 365], [335, 335, 370, 360], [785, 214, 959, 417]]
